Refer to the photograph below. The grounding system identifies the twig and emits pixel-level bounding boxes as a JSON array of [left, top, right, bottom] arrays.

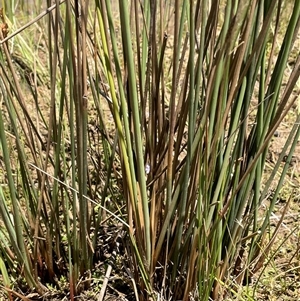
[[0, 0, 66, 45], [97, 264, 112, 301], [28, 163, 130, 228], [123, 264, 140, 301]]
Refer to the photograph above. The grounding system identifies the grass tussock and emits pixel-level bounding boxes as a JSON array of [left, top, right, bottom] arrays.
[[0, 0, 299, 300]]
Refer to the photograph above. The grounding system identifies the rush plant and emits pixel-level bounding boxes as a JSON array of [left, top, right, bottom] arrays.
[[0, 0, 299, 300]]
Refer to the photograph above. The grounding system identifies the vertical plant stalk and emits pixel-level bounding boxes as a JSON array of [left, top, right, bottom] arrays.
[[166, 0, 180, 210], [34, 0, 61, 284], [98, 0, 137, 227], [74, 0, 90, 278], [118, 0, 151, 265]]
